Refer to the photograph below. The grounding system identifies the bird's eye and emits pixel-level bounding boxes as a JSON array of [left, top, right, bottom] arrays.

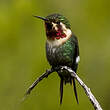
[[46, 23, 52, 30], [57, 21, 60, 24]]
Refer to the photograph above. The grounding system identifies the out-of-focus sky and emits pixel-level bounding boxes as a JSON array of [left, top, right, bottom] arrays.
[[0, 0, 110, 110]]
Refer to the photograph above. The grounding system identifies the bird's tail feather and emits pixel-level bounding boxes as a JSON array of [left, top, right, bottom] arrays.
[[60, 78, 63, 104], [72, 78, 79, 104]]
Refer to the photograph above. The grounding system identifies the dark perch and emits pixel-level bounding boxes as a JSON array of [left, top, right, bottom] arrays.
[[25, 66, 103, 110], [25, 68, 55, 95]]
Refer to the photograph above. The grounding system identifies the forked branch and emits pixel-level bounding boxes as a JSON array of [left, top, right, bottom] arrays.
[[25, 66, 103, 110]]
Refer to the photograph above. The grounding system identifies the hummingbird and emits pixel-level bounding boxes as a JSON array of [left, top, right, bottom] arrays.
[[28, 13, 80, 104]]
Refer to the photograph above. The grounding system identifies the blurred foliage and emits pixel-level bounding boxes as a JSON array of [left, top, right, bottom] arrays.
[[0, 0, 110, 110]]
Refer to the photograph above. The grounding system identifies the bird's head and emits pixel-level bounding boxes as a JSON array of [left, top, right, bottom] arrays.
[[34, 13, 72, 42]]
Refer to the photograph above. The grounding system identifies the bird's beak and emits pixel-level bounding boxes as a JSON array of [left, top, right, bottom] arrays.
[[33, 15, 48, 21]]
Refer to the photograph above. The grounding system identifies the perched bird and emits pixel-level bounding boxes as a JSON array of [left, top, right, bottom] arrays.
[[33, 13, 80, 104]]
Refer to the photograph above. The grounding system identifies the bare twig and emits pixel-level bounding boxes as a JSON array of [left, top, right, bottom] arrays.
[[24, 66, 102, 110], [25, 68, 55, 96], [61, 66, 103, 110]]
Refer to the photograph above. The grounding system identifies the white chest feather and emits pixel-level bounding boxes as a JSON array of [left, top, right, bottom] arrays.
[[47, 23, 72, 47]]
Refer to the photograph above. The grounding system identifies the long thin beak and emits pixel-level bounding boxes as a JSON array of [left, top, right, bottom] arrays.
[[33, 15, 48, 21]]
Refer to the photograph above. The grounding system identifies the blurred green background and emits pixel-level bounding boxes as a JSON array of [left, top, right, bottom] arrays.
[[0, 0, 110, 110]]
